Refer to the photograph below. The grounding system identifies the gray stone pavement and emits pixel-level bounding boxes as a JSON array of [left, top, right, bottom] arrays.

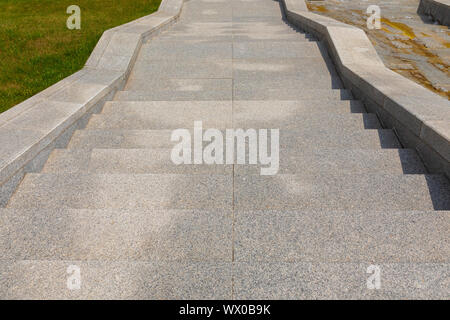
[[1, 0, 449, 299]]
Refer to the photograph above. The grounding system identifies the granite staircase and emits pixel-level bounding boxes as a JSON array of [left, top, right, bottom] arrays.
[[1, 0, 449, 299]]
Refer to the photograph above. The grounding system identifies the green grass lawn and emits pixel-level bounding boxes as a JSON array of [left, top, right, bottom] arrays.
[[0, 0, 162, 114]]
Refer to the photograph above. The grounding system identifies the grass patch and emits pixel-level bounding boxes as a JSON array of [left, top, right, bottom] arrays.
[[0, 0, 162, 113]]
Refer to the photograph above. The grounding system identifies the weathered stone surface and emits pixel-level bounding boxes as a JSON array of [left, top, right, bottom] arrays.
[[0, 260, 232, 299], [88, 101, 232, 129], [234, 262, 450, 299], [7, 173, 232, 210], [234, 173, 450, 211], [235, 210, 450, 262], [43, 149, 233, 174], [0, 208, 232, 261]]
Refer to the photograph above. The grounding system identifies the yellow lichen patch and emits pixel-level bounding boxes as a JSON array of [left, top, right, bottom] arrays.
[[306, 3, 329, 13], [381, 18, 416, 39], [429, 33, 450, 48], [303, 2, 449, 99]]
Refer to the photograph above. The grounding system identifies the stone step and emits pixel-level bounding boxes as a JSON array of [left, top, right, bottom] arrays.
[[129, 59, 233, 79], [9, 173, 450, 211], [87, 109, 380, 130], [67, 129, 178, 150], [232, 58, 339, 79], [233, 41, 324, 59], [122, 78, 232, 101], [161, 21, 232, 33], [154, 34, 234, 42], [180, 15, 232, 23], [231, 21, 312, 34], [234, 173, 450, 211], [114, 84, 233, 101], [42, 148, 425, 175], [1, 207, 445, 263], [233, 262, 449, 299], [87, 101, 377, 130], [7, 173, 232, 210], [0, 260, 447, 299], [42, 149, 233, 174], [233, 82, 350, 100], [66, 129, 401, 150], [115, 89, 353, 101], [234, 210, 450, 263], [155, 33, 313, 42], [103, 100, 366, 115], [0, 208, 232, 261], [0, 260, 231, 299], [232, 101, 377, 129], [139, 40, 233, 60], [128, 62, 340, 83], [236, 73, 344, 89], [231, 15, 293, 24], [88, 101, 233, 130], [236, 148, 426, 174]]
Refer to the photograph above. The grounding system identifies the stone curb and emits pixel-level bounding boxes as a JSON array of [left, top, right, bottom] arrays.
[[280, 0, 450, 178], [0, 0, 185, 205], [418, 0, 450, 26]]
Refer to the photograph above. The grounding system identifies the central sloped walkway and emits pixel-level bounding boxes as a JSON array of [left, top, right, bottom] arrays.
[[1, 0, 449, 299]]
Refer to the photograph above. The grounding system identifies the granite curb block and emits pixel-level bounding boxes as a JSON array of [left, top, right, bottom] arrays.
[[0, 0, 185, 206], [418, 0, 450, 26], [280, 0, 450, 178]]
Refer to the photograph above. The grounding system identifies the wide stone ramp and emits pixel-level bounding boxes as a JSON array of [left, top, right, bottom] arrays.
[[1, 0, 449, 299]]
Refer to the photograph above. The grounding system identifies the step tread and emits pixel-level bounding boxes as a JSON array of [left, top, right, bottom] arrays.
[[115, 89, 353, 101], [7, 173, 450, 211], [0, 260, 231, 300], [0, 260, 447, 299], [0, 208, 446, 263], [43, 148, 233, 174], [234, 209, 450, 263], [0, 208, 232, 261], [103, 100, 366, 113], [7, 173, 233, 210], [87, 108, 379, 130], [42, 148, 426, 175], [234, 173, 450, 211], [66, 129, 401, 150]]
